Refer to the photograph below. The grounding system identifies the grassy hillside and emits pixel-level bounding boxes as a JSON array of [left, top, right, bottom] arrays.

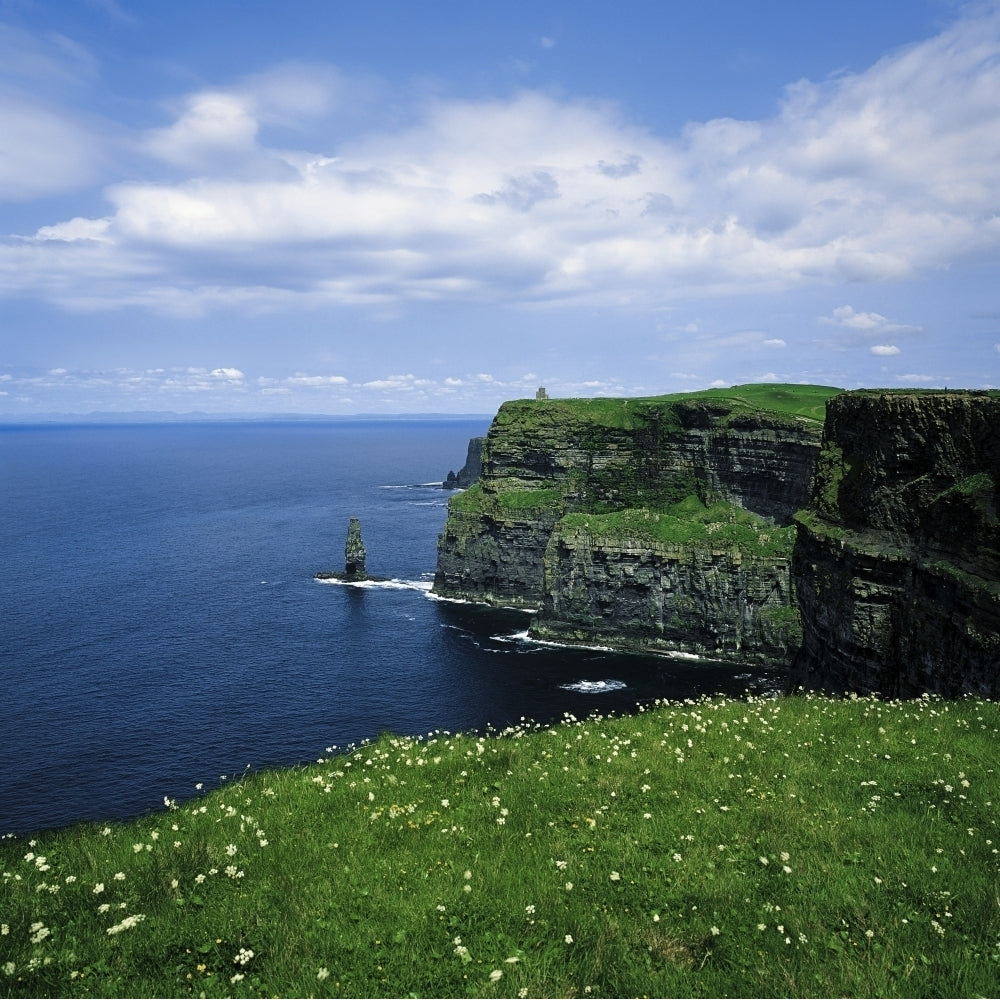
[[493, 384, 842, 433], [2, 694, 998, 998]]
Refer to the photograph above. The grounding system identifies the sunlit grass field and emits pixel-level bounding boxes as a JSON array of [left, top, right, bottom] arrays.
[[2, 693, 998, 998]]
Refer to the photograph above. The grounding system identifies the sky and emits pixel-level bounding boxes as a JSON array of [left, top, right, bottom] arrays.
[[2, 0, 999, 416]]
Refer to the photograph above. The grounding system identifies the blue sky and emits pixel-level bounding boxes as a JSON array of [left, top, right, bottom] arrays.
[[2, 0, 999, 415]]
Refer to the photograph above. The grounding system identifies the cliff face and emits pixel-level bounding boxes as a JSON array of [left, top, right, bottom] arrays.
[[792, 391, 1000, 696], [535, 526, 800, 664], [433, 387, 832, 663]]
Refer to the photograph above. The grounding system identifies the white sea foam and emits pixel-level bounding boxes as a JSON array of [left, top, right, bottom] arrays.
[[315, 577, 432, 592], [490, 630, 532, 643], [558, 679, 628, 694]]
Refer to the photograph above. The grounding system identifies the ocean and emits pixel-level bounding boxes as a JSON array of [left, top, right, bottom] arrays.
[[1, 420, 776, 835]]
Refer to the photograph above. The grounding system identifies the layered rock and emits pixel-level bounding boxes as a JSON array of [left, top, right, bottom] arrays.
[[433, 387, 832, 663], [792, 391, 1000, 696], [534, 523, 800, 664], [443, 436, 485, 490]]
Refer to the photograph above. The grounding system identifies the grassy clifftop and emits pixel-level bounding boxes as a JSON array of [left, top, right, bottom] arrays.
[[491, 384, 840, 434], [2, 694, 998, 998]]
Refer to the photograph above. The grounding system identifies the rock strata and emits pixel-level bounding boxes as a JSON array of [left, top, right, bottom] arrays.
[[443, 437, 485, 489], [433, 387, 833, 664], [792, 391, 1000, 696]]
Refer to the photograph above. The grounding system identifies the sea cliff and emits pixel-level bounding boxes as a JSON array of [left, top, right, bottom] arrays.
[[791, 390, 1000, 696], [433, 385, 835, 664], [434, 386, 1000, 692]]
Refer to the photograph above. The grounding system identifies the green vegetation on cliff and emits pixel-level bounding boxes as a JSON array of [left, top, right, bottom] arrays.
[[490, 383, 840, 435], [3, 695, 998, 998], [560, 496, 797, 559]]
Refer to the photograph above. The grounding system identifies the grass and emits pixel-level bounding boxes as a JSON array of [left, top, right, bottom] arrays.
[[494, 384, 842, 433], [559, 495, 797, 558], [3, 694, 999, 998]]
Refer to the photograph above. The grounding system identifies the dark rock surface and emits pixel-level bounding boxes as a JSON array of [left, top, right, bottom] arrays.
[[792, 391, 1000, 696], [443, 437, 485, 490]]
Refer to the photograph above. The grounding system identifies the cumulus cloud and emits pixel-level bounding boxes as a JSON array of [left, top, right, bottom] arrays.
[[819, 305, 920, 348], [3, 6, 1000, 315]]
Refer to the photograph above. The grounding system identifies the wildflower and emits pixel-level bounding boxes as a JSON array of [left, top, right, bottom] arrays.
[[317, 967, 330, 980], [234, 948, 254, 966], [226, 844, 238, 856], [133, 843, 144, 853], [463, 869, 472, 880], [711, 926, 720, 936], [113, 872, 125, 881], [489, 969, 503, 982], [565, 934, 574, 944], [565, 881, 574, 890], [3, 962, 14, 976], [610, 871, 621, 881], [29, 922, 50, 944], [195, 874, 206, 884], [93, 882, 104, 894], [106, 914, 145, 935], [231, 973, 244, 983], [0, 925, 7, 936]]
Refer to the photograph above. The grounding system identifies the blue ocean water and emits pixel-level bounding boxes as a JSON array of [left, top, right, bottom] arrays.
[[1, 421, 776, 835]]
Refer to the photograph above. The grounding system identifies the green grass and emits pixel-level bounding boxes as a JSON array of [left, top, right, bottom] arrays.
[[559, 495, 797, 558], [3, 694, 999, 998], [495, 384, 842, 433]]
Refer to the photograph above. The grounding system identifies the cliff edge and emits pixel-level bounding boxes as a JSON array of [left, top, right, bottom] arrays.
[[433, 385, 835, 664], [792, 390, 1000, 696]]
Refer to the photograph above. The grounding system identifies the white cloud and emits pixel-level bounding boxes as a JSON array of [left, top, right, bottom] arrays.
[[897, 373, 938, 384], [763, 338, 786, 348], [819, 305, 919, 337], [3, 7, 1000, 315], [821, 305, 889, 330], [871, 344, 900, 356]]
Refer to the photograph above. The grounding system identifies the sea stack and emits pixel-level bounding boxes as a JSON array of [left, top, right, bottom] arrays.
[[344, 517, 368, 580]]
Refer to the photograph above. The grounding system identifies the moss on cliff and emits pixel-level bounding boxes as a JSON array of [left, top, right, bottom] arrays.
[[559, 495, 796, 559]]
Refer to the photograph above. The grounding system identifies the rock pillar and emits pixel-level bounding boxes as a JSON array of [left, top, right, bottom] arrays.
[[344, 517, 368, 580]]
